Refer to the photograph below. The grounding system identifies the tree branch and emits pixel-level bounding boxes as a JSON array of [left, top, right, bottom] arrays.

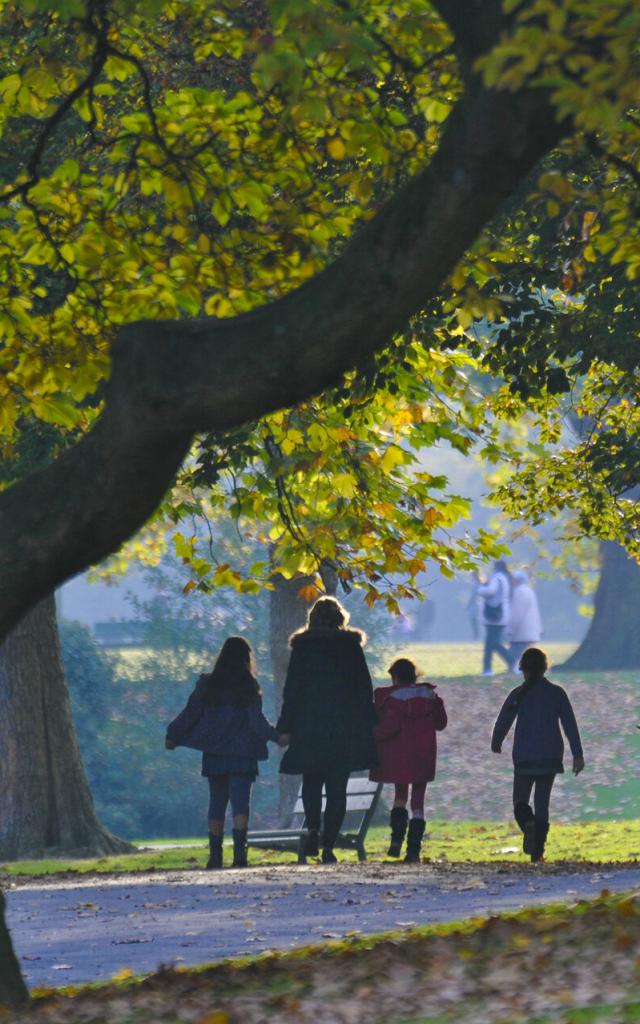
[[587, 134, 640, 190], [0, 76, 566, 641], [429, 0, 507, 72], [0, 4, 110, 203]]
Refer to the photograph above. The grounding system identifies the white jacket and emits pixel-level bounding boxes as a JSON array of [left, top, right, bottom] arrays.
[[478, 571, 510, 627], [507, 582, 542, 642]]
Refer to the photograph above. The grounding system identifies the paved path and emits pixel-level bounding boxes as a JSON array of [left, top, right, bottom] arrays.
[[6, 864, 640, 989]]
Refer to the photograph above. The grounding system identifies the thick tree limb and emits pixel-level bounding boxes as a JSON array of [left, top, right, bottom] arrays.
[[0, 78, 566, 642], [429, 0, 510, 72]]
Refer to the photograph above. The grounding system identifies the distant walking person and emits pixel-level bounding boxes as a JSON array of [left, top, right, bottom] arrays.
[[277, 597, 377, 864], [477, 559, 512, 675], [507, 569, 542, 670], [165, 637, 284, 870], [371, 658, 447, 863], [491, 647, 585, 862]]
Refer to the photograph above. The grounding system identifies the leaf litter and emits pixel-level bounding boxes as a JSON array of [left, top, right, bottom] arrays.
[[3, 890, 640, 1024]]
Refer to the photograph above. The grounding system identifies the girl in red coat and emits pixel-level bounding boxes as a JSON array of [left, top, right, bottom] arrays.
[[371, 658, 447, 862]]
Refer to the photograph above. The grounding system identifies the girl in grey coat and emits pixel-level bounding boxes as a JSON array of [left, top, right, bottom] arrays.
[[491, 647, 585, 862]]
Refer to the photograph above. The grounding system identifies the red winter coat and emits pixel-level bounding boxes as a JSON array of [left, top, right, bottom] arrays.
[[370, 683, 447, 784]]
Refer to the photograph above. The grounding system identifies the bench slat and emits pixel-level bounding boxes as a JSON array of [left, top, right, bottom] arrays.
[[292, 796, 378, 815], [247, 778, 383, 863], [346, 779, 379, 792]]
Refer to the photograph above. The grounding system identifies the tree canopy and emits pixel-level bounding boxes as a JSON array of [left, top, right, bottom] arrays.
[[0, 0, 639, 640]]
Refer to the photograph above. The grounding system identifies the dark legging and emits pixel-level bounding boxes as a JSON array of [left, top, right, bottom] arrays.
[[301, 770, 350, 850], [394, 782, 427, 818], [513, 772, 555, 823], [483, 624, 512, 673], [208, 773, 253, 821]]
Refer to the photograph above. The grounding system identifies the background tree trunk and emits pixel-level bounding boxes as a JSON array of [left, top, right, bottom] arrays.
[[562, 541, 640, 670], [0, 594, 133, 859], [270, 573, 316, 823], [0, 890, 29, 1005]]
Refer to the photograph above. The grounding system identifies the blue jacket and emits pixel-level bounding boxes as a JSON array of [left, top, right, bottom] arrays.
[[491, 676, 583, 774], [166, 677, 278, 761]]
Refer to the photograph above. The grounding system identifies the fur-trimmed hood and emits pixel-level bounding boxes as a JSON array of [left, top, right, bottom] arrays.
[[289, 626, 367, 648]]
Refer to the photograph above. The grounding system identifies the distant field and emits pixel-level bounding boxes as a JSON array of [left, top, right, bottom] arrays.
[[111, 641, 579, 682], [371, 641, 578, 679]]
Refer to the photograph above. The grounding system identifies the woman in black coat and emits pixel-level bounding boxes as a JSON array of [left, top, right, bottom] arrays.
[[277, 596, 377, 863]]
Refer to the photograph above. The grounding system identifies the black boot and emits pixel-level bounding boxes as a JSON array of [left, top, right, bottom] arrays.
[[206, 834, 223, 870], [304, 828, 320, 857], [404, 818, 425, 863], [232, 828, 248, 867], [387, 807, 409, 858], [514, 802, 535, 856], [321, 848, 337, 864], [531, 819, 549, 863]]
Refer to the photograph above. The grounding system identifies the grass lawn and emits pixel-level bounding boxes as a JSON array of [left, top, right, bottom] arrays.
[[4, 891, 640, 1022], [372, 641, 579, 679], [2, 819, 638, 877]]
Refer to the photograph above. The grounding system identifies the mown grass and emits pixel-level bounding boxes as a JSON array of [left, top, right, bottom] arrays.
[[113, 641, 580, 683], [371, 640, 579, 679], [2, 819, 638, 877]]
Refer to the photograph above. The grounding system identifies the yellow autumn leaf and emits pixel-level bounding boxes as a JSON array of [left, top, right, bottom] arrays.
[[332, 472, 357, 497], [380, 446, 405, 473], [423, 507, 441, 527], [327, 135, 346, 160], [112, 967, 134, 981], [197, 1012, 229, 1024]]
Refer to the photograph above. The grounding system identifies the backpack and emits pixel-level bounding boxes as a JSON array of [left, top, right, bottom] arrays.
[[484, 574, 506, 622]]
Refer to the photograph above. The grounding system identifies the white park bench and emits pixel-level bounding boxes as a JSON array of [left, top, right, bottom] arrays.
[[247, 774, 383, 863]]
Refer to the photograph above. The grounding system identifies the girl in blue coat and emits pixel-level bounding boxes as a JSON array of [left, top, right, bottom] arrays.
[[166, 637, 284, 869], [491, 647, 585, 862]]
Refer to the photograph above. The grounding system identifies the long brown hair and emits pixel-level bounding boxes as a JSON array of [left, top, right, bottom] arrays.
[[200, 636, 261, 707], [307, 596, 348, 630]]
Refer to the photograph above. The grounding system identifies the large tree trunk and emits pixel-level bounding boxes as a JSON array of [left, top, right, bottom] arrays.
[[562, 541, 640, 670], [0, 594, 133, 859], [0, 891, 29, 1006]]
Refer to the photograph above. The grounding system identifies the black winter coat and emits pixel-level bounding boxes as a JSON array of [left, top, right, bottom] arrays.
[[276, 627, 377, 775]]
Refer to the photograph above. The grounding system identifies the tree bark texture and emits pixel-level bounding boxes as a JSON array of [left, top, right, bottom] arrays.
[[269, 573, 317, 823], [0, 594, 132, 860], [562, 542, 640, 670], [0, 65, 565, 644], [0, 890, 29, 1006]]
